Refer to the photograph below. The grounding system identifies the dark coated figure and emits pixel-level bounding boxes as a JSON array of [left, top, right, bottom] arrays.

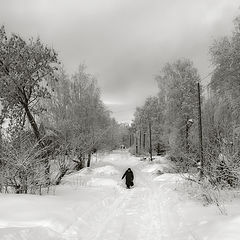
[[122, 168, 134, 189]]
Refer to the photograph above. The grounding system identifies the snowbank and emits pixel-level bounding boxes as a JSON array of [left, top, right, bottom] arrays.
[[193, 214, 240, 240], [153, 173, 184, 182], [100, 152, 139, 166], [210, 215, 240, 240], [87, 178, 118, 187], [0, 194, 76, 234], [141, 164, 160, 173], [92, 165, 120, 176], [61, 165, 120, 187], [140, 155, 173, 175], [0, 226, 64, 240]]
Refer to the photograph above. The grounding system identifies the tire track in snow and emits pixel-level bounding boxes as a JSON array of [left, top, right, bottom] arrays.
[[63, 188, 132, 240], [84, 167, 153, 240], [92, 167, 166, 240], [136, 167, 169, 240], [64, 152, 201, 240], [88, 189, 134, 240], [136, 165, 197, 240], [139, 170, 200, 240]]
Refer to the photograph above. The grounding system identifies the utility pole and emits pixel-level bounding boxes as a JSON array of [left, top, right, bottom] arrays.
[[135, 135, 138, 155], [186, 118, 190, 153], [87, 152, 91, 167], [149, 121, 153, 161], [197, 82, 204, 178], [0, 116, 4, 158], [186, 118, 193, 153], [139, 130, 142, 150]]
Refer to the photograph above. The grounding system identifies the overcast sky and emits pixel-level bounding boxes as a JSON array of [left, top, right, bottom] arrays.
[[0, 0, 239, 123]]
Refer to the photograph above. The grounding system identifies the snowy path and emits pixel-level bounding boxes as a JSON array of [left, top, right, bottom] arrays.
[[1, 150, 240, 240], [62, 151, 195, 240]]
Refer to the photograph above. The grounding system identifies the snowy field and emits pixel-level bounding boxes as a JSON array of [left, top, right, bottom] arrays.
[[0, 151, 240, 239]]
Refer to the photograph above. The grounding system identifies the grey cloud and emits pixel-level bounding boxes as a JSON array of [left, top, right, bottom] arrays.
[[0, 0, 239, 122]]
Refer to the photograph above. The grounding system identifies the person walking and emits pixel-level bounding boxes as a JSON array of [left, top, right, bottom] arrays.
[[122, 168, 134, 189]]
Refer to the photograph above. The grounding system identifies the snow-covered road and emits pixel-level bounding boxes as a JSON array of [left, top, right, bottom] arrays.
[[1, 150, 240, 240], [62, 151, 195, 240]]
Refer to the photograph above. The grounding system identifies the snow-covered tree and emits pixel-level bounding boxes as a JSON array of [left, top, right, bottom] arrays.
[[209, 16, 240, 144], [0, 25, 59, 140], [132, 96, 166, 159], [46, 65, 116, 170], [155, 59, 199, 155]]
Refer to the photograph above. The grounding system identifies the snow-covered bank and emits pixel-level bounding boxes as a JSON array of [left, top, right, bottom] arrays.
[[139, 155, 240, 240], [0, 153, 125, 239], [1, 151, 240, 239]]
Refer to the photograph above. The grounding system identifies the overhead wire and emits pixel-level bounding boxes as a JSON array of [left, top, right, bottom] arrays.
[[111, 108, 136, 114]]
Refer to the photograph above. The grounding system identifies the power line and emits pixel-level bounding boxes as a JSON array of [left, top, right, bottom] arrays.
[[200, 70, 214, 91], [111, 108, 136, 114], [201, 70, 214, 82]]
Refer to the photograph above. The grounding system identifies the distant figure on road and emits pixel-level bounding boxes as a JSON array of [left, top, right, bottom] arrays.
[[120, 145, 126, 150], [122, 168, 134, 189]]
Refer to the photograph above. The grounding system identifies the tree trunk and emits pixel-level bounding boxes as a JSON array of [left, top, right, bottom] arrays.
[[73, 153, 84, 171], [55, 168, 68, 185], [157, 143, 160, 155], [23, 104, 40, 141], [45, 161, 50, 185], [87, 152, 91, 167], [143, 133, 146, 149], [23, 104, 50, 183]]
